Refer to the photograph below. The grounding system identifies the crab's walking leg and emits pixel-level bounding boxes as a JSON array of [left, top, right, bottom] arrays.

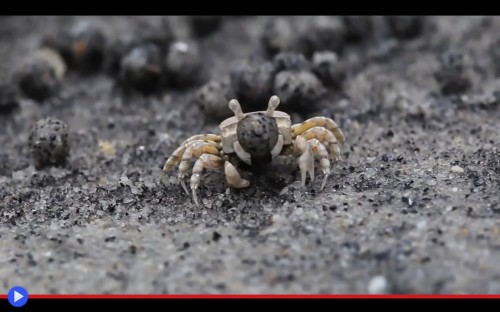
[[190, 154, 225, 206], [308, 139, 331, 190], [291, 116, 345, 145], [224, 162, 250, 189], [163, 134, 221, 171], [300, 126, 341, 161], [177, 140, 220, 195], [294, 135, 315, 187]]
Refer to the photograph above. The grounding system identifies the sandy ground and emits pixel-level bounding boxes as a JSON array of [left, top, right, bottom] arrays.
[[0, 16, 499, 294]]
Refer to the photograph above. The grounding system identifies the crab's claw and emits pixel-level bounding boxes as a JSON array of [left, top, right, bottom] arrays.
[[225, 162, 250, 188]]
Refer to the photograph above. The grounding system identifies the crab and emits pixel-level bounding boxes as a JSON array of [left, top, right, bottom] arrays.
[[163, 95, 345, 206]]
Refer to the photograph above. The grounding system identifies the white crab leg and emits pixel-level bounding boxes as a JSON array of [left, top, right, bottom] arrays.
[[295, 135, 315, 187], [190, 154, 224, 207], [291, 116, 345, 145], [177, 141, 220, 195], [163, 134, 221, 171], [300, 126, 341, 160], [308, 138, 331, 190]]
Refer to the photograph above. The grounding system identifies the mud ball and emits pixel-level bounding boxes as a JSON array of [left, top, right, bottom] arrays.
[[434, 50, 472, 95], [342, 16, 373, 43], [40, 32, 73, 67], [16, 49, 66, 102], [187, 16, 223, 38], [299, 16, 346, 57], [0, 84, 20, 115], [273, 52, 310, 72], [104, 39, 133, 78], [165, 41, 202, 88], [68, 21, 107, 74], [195, 78, 234, 120], [261, 17, 296, 56], [230, 57, 277, 110], [134, 17, 175, 54], [119, 44, 164, 95], [386, 16, 425, 40], [28, 118, 70, 170], [312, 51, 346, 89], [273, 70, 326, 113], [237, 112, 279, 163]]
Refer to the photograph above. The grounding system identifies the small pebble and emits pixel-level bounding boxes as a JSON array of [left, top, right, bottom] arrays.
[[273, 70, 326, 113], [401, 196, 415, 207], [451, 165, 464, 173], [28, 118, 70, 170], [416, 220, 427, 230], [366, 157, 376, 163], [368, 275, 388, 294], [312, 51, 346, 89], [426, 179, 437, 186], [165, 41, 203, 88], [98, 140, 116, 157], [261, 17, 296, 56]]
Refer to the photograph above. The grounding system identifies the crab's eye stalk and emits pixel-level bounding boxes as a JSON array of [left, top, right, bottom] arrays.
[[266, 95, 280, 116], [229, 99, 245, 120]]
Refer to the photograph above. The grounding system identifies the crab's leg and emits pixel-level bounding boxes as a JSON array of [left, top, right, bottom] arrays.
[[177, 141, 221, 195], [300, 126, 341, 161], [307, 139, 331, 190], [291, 116, 345, 145], [190, 154, 225, 207], [163, 134, 221, 171], [294, 135, 315, 187]]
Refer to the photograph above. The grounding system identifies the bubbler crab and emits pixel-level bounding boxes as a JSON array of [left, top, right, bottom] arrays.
[[163, 95, 345, 206]]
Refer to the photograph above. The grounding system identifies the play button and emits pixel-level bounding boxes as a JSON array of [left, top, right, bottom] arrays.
[[14, 291, 24, 302], [8, 286, 28, 308]]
